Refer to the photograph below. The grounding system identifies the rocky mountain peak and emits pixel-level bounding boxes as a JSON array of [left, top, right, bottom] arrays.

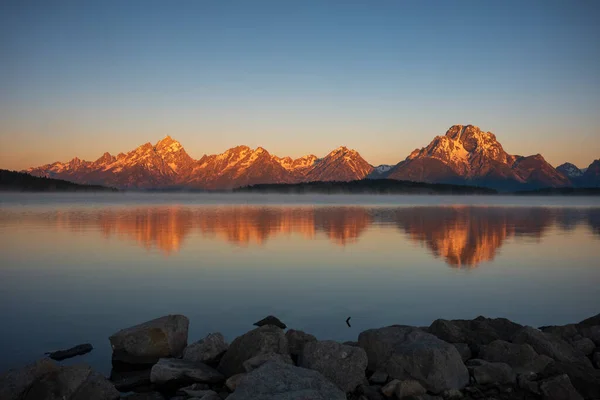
[[94, 152, 116, 165]]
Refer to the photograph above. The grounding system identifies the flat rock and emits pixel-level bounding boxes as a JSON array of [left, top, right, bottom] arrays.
[[217, 325, 288, 377], [299, 340, 368, 392], [466, 359, 516, 385], [150, 358, 224, 385], [539, 374, 583, 400], [358, 325, 469, 393], [512, 326, 592, 366], [478, 339, 552, 373], [47, 343, 93, 361], [0, 358, 59, 400], [253, 315, 287, 329], [227, 361, 346, 400], [109, 314, 189, 364], [428, 316, 523, 347], [183, 333, 229, 365], [285, 329, 317, 356], [242, 352, 293, 372], [23, 364, 119, 400]]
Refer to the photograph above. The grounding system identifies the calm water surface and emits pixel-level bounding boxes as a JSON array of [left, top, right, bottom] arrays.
[[1, 193, 599, 374]]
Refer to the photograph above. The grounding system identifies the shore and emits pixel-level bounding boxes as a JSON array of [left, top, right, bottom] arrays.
[[1, 313, 599, 400]]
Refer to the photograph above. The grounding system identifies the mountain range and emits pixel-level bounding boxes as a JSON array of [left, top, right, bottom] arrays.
[[25, 124, 599, 190]]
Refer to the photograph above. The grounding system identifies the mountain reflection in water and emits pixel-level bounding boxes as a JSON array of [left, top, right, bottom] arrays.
[[1, 206, 598, 267]]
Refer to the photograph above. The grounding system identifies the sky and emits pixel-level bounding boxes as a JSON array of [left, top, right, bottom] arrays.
[[1, 0, 599, 170]]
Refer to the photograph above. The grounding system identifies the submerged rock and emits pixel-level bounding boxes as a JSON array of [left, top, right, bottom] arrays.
[[253, 315, 287, 329], [298, 340, 368, 392], [109, 314, 189, 364], [150, 358, 224, 385], [47, 343, 93, 361], [227, 361, 346, 400], [217, 325, 288, 377], [183, 333, 229, 365], [358, 326, 469, 393]]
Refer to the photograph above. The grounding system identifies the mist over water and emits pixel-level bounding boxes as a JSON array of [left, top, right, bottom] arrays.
[[0, 193, 599, 374]]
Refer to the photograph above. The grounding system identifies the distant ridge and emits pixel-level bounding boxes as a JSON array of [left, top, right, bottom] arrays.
[[0, 169, 117, 192]]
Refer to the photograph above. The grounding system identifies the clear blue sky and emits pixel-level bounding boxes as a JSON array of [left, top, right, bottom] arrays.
[[1, 0, 599, 169]]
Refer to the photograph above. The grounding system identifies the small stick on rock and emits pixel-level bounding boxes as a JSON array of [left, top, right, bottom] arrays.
[[46, 343, 93, 361]]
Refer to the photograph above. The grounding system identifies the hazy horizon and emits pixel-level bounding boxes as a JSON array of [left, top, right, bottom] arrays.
[[2, 1, 599, 170]]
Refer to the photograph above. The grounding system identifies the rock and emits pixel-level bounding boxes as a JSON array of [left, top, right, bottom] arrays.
[[381, 379, 400, 397], [478, 339, 552, 373], [539, 324, 579, 342], [428, 317, 522, 347], [512, 326, 592, 366], [242, 352, 293, 372], [285, 329, 317, 356], [540, 361, 600, 399], [358, 384, 385, 400], [539, 374, 583, 400], [442, 388, 463, 399], [358, 326, 469, 393], [217, 325, 288, 377], [150, 358, 224, 385], [23, 364, 119, 400], [577, 312, 600, 327], [253, 315, 287, 329], [579, 325, 600, 346], [466, 359, 516, 385], [225, 373, 246, 391], [46, 343, 93, 361], [184, 333, 229, 365], [0, 358, 59, 400], [299, 340, 367, 392], [517, 373, 540, 395], [121, 392, 165, 400], [200, 392, 222, 400], [594, 352, 600, 369], [344, 341, 360, 347], [572, 337, 595, 355], [452, 343, 471, 362], [109, 314, 189, 364], [369, 370, 388, 385], [176, 383, 212, 397], [227, 361, 346, 400], [395, 379, 427, 398], [109, 367, 151, 392]]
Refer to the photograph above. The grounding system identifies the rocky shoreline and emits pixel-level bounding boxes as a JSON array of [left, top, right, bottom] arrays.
[[1, 313, 599, 400]]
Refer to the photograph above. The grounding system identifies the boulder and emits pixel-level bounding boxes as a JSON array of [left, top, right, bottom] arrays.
[[381, 379, 400, 397], [539, 374, 583, 400], [253, 315, 287, 329], [452, 343, 471, 363], [572, 338, 595, 356], [109, 314, 189, 364], [217, 325, 288, 377], [242, 352, 293, 372], [197, 392, 221, 400], [540, 361, 600, 399], [577, 312, 600, 327], [466, 359, 516, 385], [478, 339, 553, 373], [176, 383, 212, 397], [442, 388, 464, 399], [299, 340, 367, 392], [369, 370, 388, 385], [428, 317, 523, 347], [394, 379, 427, 398], [121, 392, 165, 400], [594, 352, 600, 369], [512, 326, 592, 366], [22, 364, 119, 400], [109, 367, 151, 392], [183, 333, 229, 365], [358, 384, 385, 400], [227, 361, 346, 400], [517, 372, 540, 395], [150, 358, 224, 385], [539, 324, 579, 342], [579, 325, 600, 346], [285, 329, 317, 356], [225, 373, 246, 391], [358, 326, 469, 393], [0, 358, 59, 400]]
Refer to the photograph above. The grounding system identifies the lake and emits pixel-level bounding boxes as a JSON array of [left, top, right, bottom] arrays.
[[0, 193, 599, 374]]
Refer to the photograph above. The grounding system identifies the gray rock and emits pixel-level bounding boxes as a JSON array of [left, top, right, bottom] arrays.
[[540, 361, 600, 399], [579, 325, 600, 346], [517, 373, 540, 395], [395, 379, 426, 398], [227, 361, 346, 400], [452, 343, 471, 363], [572, 337, 595, 356], [512, 326, 592, 366], [184, 333, 229, 365], [539, 324, 579, 342], [299, 340, 367, 392], [478, 339, 553, 373], [577, 312, 600, 327], [285, 329, 317, 356], [358, 384, 385, 400], [358, 326, 469, 393], [594, 352, 600, 369], [381, 379, 400, 397], [539, 374, 583, 400], [466, 359, 516, 385], [217, 325, 288, 377], [242, 352, 293, 372], [442, 388, 463, 399], [253, 315, 287, 329], [200, 392, 222, 400], [176, 383, 213, 397], [343, 341, 360, 347], [225, 373, 246, 391], [150, 358, 224, 385], [109, 367, 151, 392], [0, 358, 59, 400], [428, 317, 522, 347], [121, 392, 165, 400], [369, 370, 388, 385], [23, 364, 119, 400], [109, 314, 189, 364]]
